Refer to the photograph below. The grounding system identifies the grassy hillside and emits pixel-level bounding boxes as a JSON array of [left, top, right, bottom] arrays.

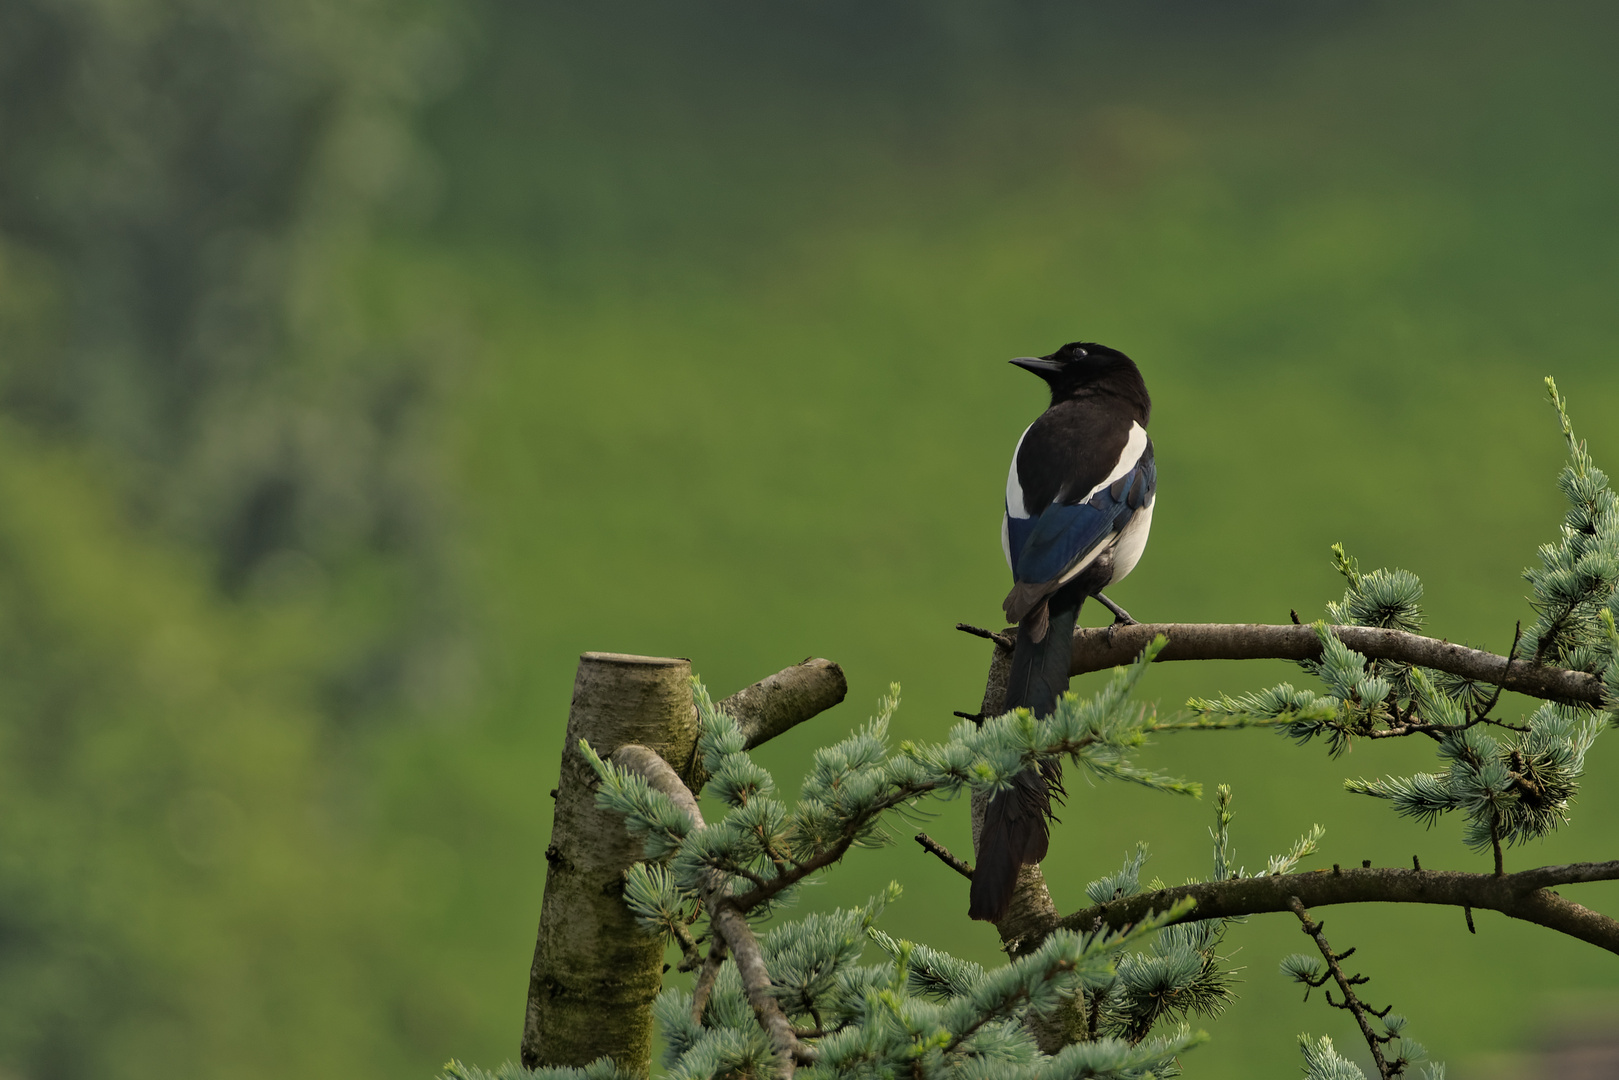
[[4, 1, 1619, 1077]]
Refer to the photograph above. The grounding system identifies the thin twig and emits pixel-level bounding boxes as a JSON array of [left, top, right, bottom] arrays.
[[690, 934, 728, 1022], [956, 622, 1015, 650], [1365, 713, 1531, 740], [672, 919, 704, 972], [915, 832, 974, 880], [1475, 620, 1523, 723], [1289, 897, 1393, 1079]]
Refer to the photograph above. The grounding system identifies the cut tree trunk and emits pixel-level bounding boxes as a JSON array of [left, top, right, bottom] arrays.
[[520, 653, 848, 1072], [520, 652, 701, 1073]]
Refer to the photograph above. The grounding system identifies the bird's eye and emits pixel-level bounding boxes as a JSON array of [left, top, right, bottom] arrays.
[[1073, 347, 1088, 358]]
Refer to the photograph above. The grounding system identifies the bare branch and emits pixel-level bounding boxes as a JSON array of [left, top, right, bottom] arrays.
[[719, 658, 848, 751], [1289, 898, 1394, 1079], [915, 832, 975, 880], [690, 935, 728, 1022], [1068, 622, 1603, 705], [1055, 861, 1619, 955], [671, 920, 703, 972], [957, 622, 1015, 650]]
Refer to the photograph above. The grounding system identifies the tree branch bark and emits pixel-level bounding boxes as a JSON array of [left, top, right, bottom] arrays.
[[1067, 622, 1603, 704], [711, 902, 815, 1077], [970, 638, 1062, 954], [613, 743, 705, 826], [719, 658, 848, 750], [966, 637, 1083, 1054], [1055, 861, 1619, 955], [688, 658, 849, 794]]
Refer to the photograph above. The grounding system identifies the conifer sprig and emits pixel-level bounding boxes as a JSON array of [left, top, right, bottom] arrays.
[[1284, 898, 1441, 1080], [1294, 1034, 1446, 1080], [1068, 789, 1321, 1048], [1522, 378, 1619, 670], [1187, 384, 1617, 859], [585, 637, 1197, 938]]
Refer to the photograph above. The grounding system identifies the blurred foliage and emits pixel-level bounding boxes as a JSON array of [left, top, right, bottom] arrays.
[[3, 1, 1619, 1078], [0, 0, 467, 1075], [0, 0, 463, 708]]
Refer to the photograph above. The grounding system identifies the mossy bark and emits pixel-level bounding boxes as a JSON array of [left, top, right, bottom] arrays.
[[520, 652, 700, 1073]]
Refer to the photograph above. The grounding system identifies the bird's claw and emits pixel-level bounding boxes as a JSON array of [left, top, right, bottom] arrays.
[[1095, 592, 1138, 629]]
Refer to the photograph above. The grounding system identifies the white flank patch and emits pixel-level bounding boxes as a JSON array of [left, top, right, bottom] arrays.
[[1005, 424, 1032, 519], [1079, 422, 1149, 502], [1001, 514, 1013, 571], [1107, 497, 1155, 585], [1056, 541, 1109, 586], [1052, 494, 1155, 588]]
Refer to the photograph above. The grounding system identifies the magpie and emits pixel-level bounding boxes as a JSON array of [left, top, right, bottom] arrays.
[[969, 341, 1156, 923]]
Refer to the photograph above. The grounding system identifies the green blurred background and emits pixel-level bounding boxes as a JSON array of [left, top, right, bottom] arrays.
[[3, 1, 1619, 1076]]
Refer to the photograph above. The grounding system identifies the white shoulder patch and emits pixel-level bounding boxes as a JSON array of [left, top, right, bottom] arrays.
[[1005, 424, 1032, 519], [1081, 422, 1149, 502]]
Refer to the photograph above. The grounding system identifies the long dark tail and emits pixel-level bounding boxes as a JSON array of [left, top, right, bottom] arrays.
[[968, 583, 1083, 922]]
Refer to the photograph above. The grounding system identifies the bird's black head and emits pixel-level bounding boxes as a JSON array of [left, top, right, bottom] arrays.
[[1010, 341, 1150, 420]]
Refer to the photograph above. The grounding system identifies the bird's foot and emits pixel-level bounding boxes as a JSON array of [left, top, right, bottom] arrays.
[[1095, 592, 1138, 628]]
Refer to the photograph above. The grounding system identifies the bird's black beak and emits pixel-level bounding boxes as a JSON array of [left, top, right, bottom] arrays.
[[1009, 356, 1064, 377]]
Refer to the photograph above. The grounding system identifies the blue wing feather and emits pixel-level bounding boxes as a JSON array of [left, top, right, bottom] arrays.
[[1006, 516, 1039, 575], [1008, 452, 1156, 584]]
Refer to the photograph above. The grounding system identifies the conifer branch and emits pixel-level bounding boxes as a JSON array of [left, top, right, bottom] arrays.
[[1288, 898, 1395, 1079], [1055, 861, 1619, 954], [608, 745, 815, 1076], [709, 902, 817, 1075], [724, 781, 935, 910], [611, 744, 704, 828], [1065, 622, 1602, 705]]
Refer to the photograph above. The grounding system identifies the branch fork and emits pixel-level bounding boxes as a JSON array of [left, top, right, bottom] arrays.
[[609, 744, 817, 1077]]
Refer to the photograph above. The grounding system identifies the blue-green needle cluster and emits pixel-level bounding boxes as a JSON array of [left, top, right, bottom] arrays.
[[1191, 383, 1618, 860], [1294, 1034, 1444, 1080]]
